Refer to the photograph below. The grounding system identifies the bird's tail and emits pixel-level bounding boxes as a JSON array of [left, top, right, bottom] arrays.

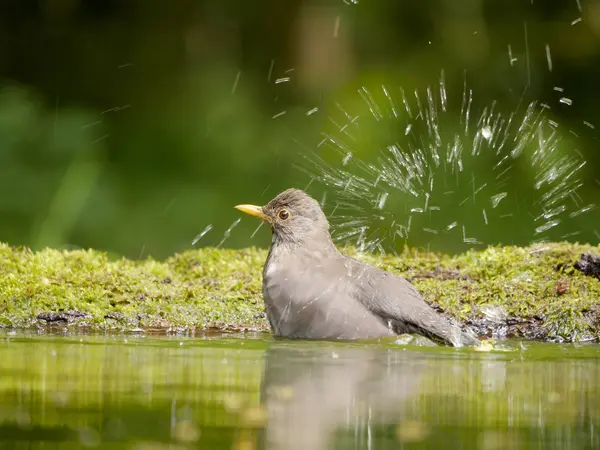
[[393, 316, 480, 348], [438, 317, 480, 347]]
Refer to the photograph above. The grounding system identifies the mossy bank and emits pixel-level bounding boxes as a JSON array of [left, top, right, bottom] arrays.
[[0, 242, 599, 342]]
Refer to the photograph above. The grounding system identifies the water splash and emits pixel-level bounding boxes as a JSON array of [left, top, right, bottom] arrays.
[[192, 225, 213, 246], [300, 72, 595, 253], [217, 218, 241, 248], [251, 222, 264, 239], [559, 97, 573, 106], [490, 192, 508, 208]]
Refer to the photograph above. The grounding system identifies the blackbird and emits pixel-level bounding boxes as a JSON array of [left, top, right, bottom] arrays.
[[235, 188, 480, 347]]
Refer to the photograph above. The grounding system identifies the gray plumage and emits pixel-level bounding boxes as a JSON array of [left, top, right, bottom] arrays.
[[238, 188, 480, 347]]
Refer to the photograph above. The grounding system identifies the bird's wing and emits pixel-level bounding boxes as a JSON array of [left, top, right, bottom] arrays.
[[346, 257, 479, 347]]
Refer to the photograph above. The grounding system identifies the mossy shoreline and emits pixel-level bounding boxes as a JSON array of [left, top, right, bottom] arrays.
[[0, 242, 599, 342]]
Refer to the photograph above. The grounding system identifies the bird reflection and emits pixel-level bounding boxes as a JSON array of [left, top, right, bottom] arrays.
[[256, 343, 433, 450]]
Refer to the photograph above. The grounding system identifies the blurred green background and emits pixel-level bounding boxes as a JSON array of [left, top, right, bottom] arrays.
[[0, 0, 599, 259]]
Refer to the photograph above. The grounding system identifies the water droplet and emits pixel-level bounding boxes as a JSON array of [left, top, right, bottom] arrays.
[[217, 219, 241, 248], [559, 97, 573, 106], [568, 204, 596, 218], [545, 44, 553, 72], [192, 225, 213, 246], [377, 192, 388, 209], [490, 192, 508, 208], [480, 126, 492, 141], [535, 220, 560, 234]]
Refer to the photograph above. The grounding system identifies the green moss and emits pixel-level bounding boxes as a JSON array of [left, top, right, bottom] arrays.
[[0, 242, 599, 341]]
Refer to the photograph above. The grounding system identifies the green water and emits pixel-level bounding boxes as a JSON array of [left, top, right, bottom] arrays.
[[0, 331, 599, 450]]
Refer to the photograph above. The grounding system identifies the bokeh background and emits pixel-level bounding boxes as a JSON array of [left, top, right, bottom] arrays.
[[1, 0, 599, 259]]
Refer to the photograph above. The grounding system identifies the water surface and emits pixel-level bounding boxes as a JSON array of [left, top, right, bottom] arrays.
[[0, 330, 598, 449]]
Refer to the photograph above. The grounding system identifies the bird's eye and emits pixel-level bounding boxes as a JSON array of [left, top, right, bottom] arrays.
[[278, 209, 290, 220]]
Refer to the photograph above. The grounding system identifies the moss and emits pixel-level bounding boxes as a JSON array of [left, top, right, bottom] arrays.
[[0, 242, 599, 341]]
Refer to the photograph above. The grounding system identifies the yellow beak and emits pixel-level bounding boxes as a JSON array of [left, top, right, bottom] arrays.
[[234, 204, 270, 222]]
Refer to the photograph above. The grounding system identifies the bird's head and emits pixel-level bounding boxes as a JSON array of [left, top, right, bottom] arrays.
[[235, 188, 330, 244]]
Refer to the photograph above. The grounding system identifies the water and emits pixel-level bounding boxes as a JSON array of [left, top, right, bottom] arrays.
[[1, 331, 599, 449], [300, 75, 596, 254]]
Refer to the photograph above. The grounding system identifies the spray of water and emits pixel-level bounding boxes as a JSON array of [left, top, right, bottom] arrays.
[[217, 218, 242, 248], [192, 225, 213, 246], [300, 72, 595, 254]]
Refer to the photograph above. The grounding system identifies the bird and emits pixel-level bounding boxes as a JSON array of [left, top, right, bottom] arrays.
[[235, 188, 480, 347]]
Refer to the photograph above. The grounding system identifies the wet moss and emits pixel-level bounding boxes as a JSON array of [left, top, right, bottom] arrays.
[[1, 242, 599, 341]]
